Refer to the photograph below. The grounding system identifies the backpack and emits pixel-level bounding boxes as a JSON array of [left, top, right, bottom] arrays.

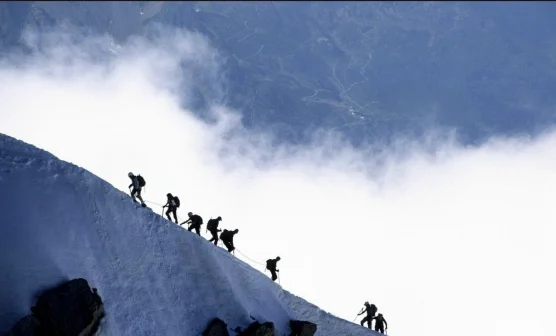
[[220, 229, 232, 240], [137, 175, 146, 187], [192, 215, 203, 226], [370, 304, 377, 315], [266, 259, 274, 270], [207, 218, 219, 230], [173, 196, 180, 208]]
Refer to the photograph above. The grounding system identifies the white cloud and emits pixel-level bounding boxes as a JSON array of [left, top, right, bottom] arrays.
[[1, 26, 555, 336]]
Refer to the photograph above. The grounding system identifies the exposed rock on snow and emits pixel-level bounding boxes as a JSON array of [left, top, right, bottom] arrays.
[[238, 321, 275, 336], [30, 278, 104, 336], [7, 315, 45, 336], [203, 317, 230, 336], [290, 320, 317, 336], [7, 278, 103, 336]]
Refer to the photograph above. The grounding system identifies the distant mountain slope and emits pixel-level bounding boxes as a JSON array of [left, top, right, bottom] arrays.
[[2, 2, 556, 145], [0, 132, 377, 335]]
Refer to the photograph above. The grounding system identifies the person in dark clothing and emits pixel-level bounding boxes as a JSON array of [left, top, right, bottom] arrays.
[[180, 212, 203, 236], [357, 302, 378, 329], [220, 229, 239, 253], [162, 193, 179, 224], [128, 172, 145, 206], [206, 217, 222, 245], [371, 313, 388, 334], [265, 257, 281, 282]]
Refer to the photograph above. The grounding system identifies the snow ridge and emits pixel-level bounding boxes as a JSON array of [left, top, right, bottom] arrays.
[[0, 133, 377, 335]]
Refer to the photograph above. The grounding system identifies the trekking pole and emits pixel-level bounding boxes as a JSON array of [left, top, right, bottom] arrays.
[[353, 309, 363, 322]]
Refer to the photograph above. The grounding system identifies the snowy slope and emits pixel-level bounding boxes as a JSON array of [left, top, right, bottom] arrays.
[[0, 133, 377, 336]]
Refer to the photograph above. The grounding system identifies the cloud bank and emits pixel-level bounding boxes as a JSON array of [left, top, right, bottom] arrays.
[[1, 26, 555, 336]]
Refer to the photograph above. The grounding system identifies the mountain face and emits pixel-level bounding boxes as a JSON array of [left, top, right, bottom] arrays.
[[0, 132, 377, 335], [2, 2, 556, 145]]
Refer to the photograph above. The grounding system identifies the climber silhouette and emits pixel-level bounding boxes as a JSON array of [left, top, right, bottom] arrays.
[[265, 257, 281, 282], [162, 193, 180, 224], [357, 301, 377, 329], [220, 229, 238, 252], [206, 217, 222, 245], [180, 212, 203, 236], [128, 172, 145, 206], [371, 313, 387, 334]]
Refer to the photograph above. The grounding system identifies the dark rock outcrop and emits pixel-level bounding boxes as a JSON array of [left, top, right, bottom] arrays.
[[7, 315, 47, 336], [202, 318, 230, 336], [289, 320, 317, 336], [238, 321, 275, 336], [30, 278, 104, 336], [6, 278, 104, 336]]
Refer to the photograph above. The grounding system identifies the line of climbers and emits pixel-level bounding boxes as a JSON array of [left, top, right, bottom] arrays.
[[357, 302, 388, 334], [128, 172, 281, 283], [129, 172, 387, 333]]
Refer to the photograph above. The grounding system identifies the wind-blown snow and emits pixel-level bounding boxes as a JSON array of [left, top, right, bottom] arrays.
[[0, 133, 377, 335]]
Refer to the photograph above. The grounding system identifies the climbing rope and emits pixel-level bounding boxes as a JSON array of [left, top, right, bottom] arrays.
[[235, 248, 266, 267], [144, 199, 164, 207], [235, 248, 281, 285]]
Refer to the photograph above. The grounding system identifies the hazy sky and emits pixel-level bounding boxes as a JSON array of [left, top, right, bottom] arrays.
[[1, 26, 555, 336]]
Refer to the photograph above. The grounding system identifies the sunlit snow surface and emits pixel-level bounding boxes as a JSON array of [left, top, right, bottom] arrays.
[[0, 133, 378, 335]]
